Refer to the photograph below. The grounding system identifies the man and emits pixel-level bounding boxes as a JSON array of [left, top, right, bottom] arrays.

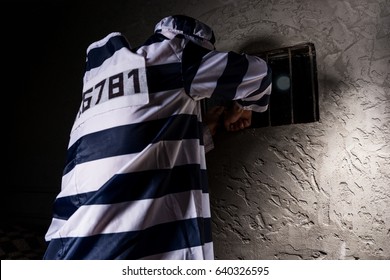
[[44, 15, 272, 259]]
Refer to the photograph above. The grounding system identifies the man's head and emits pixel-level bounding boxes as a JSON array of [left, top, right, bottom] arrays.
[[154, 15, 216, 50]]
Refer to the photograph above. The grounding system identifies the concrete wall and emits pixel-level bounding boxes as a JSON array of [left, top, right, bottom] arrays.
[[204, 0, 390, 260], [7, 0, 389, 259]]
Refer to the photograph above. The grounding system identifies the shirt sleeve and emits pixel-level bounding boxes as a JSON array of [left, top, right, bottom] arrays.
[[182, 41, 272, 113]]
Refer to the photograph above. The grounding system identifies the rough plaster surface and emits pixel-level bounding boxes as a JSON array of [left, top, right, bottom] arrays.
[[200, 0, 390, 259]]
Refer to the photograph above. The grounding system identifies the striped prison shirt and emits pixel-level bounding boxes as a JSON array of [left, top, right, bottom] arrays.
[[43, 15, 272, 260]]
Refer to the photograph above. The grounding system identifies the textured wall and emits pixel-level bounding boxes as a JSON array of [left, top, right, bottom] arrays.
[[7, 0, 389, 259], [202, 0, 390, 259]]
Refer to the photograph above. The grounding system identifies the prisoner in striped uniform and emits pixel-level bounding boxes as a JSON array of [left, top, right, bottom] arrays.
[[43, 15, 272, 260]]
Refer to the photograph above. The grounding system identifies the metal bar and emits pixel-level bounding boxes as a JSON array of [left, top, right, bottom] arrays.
[[288, 47, 294, 124]]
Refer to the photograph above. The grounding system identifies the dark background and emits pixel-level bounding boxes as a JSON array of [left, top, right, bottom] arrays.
[[4, 0, 123, 230]]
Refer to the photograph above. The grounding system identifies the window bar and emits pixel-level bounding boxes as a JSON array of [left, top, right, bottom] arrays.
[[288, 47, 294, 124]]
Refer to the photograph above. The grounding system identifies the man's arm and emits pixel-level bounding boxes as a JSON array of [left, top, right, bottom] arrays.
[[182, 43, 272, 114]]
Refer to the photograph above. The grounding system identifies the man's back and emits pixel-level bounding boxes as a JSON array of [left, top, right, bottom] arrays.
[[43, 15, 271, 260]]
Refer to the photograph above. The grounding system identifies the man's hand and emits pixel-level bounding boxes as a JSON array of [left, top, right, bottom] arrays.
[[224, 102, 252, 132]]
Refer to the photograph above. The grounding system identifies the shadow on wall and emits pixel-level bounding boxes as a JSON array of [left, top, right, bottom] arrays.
[[240, 38, 284, 54], [206, 39, 345, 260]]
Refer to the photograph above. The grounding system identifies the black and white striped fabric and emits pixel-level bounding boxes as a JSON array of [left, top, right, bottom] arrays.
[[44, 15, 272, 260]]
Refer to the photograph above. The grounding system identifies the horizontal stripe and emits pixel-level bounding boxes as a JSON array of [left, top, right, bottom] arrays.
[[240, 84, 272, 112], [140, 242, 214, 260], [64, 114, 203, 175], [85, 33, 130, 72], [60, 139, 207, 198], [242, 83, 271, 102], [54, 165, 209, 220], [48, 190, 210, 238], [235, 55, 269, 100], [69, 89, 198, 146], [146, 63, 182, 93], [189, 51, 228, 99], [182, 41, 213, 96], [211, 51, 249, 100], [253, 66, 272, 96], [134, 33, 168, 49], [44, 217, 212, 260]]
